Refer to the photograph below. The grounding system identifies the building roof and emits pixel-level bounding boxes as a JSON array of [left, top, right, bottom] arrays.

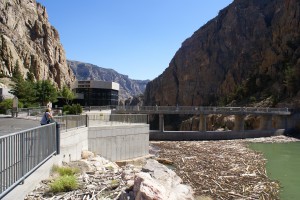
[[73, 80, 119, 91]]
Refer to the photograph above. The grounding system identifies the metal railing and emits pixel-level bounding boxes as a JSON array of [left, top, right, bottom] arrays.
[[6, 106, 47, 117], [54, 115, 87, 132], [82, 106, 114, 112], [87, 114, 148, 126], [115, 106, 291, 115], [0, 123, 58, 199]]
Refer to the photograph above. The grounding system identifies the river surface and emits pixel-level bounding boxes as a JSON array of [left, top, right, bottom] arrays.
[[250, 142, 300, 200]]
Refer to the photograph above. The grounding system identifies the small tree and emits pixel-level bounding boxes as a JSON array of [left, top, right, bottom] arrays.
[[35, 80, 58, 106], [10, 77, 37, 107], [59, 85, 75, 105], [26, 71, 35, 82], [12, 61, 22, 82]]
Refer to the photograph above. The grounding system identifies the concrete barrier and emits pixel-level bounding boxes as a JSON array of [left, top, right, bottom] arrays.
[[88, 124, 149, 161]]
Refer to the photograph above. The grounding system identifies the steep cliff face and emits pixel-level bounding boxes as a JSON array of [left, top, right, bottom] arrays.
[[0, 0, 75, 88], [68, 60, 149, 100], [145, 0, 300, 107]]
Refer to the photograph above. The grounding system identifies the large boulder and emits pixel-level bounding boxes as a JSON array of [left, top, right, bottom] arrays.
[[133, 159, 194, 200]]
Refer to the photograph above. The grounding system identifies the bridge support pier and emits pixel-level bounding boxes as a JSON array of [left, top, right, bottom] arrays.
[[159, 114, 164, 132], [233, 115, 244, 131], [198, 114, 206, 131], [273, 115, 287, 129], [259, 115, 273, 130]]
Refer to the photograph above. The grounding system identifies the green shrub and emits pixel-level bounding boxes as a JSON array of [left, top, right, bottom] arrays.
[[49, 175, 78, 193], [110, 179, 120, 189], [49, 165, 80, 193], [0, 99, 13, 114], [249, 96, 256, 103], [62, 104, 82, 115], [52, 165, 79, 176]]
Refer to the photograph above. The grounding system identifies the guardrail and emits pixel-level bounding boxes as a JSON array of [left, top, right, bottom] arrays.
[[115, 106, 290, 115], [6, 106, 47, 117], [6, 105, 114, 117], [0, 123, 59, 199], [82, 106, 114, 112], [54, 115, 87, 132], [87, 114, 148, 126]]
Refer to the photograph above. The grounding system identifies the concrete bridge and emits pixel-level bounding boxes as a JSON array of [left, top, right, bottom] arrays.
[[113, 106, 291, 134]]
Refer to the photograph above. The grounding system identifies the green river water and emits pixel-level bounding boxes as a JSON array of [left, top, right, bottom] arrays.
[[250, 142, 300, 200]]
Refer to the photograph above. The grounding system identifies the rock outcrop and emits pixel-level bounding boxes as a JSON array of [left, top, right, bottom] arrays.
[[144, 0, 300, 108], [26, 153, 194, 200], [68, 60, 149, 100], [133, 159, 194, 200], [0, 0, 75, 88]]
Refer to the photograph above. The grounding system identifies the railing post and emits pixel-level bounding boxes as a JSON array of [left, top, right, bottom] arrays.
[[21, 133, 25, 184], [65, 116, 68, 132], [56, 123, 60, 155], [159, 114, 164, 132], [86, 114, 88, 127]]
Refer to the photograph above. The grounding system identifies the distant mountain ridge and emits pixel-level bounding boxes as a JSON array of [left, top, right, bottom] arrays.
[[68, 60, 149, 101]]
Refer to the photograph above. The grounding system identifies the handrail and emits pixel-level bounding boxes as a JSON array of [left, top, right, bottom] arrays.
[[54, 115, 87, 132], [115, 106, 290, 115], [0, 123, 58, 199]]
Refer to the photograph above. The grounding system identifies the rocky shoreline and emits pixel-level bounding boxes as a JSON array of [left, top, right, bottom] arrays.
[[25, 136, 299, 200]]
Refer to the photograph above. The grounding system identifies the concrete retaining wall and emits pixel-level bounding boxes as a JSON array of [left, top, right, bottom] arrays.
[[150, 129, 285, 141], [59, 127, 89, 163], [88, 124, 149, 161]]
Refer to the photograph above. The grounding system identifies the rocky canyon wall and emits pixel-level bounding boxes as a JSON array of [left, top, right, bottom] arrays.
[[145, 0, 300, 108], [0, 0, 75, 88]]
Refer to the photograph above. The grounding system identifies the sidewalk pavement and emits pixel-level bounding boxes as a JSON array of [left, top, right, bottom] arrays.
[[0, 117, 40, 137]]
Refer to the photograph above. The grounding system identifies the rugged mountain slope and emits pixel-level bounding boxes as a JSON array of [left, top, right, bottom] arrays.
[[0, 0, 75, 88], [68, 60, 149, 100], [145, 0, 300, 108]]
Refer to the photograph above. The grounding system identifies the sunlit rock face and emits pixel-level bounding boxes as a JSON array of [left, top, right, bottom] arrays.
[[145, 0, 300, 107], [0, 0, 75, 88]]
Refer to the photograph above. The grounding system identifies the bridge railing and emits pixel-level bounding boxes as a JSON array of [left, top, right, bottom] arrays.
[[0, 123, 58, 199], [82, 106, 113, 112], [115, 106, 290, 114]]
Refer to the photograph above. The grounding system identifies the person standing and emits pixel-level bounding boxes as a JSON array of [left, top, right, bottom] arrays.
[[40, 108, 53, 125]]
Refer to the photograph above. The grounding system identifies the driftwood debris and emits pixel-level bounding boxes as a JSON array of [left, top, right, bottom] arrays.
[[151, 137, 290, 200]]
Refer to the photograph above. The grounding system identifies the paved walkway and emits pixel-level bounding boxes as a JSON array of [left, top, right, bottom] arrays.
[[0, 116, 40, 137]]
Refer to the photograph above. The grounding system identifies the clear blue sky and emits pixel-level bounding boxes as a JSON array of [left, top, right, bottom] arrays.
[[37, 0, 233, 80]]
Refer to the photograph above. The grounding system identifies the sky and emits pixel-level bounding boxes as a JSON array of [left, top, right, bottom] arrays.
[[37, 0, 233, 80]]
